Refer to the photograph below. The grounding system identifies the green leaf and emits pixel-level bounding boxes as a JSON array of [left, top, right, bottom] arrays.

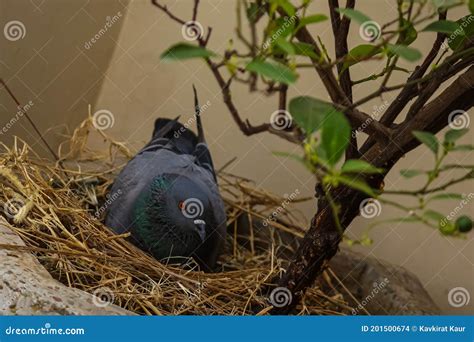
[[398, 19, 418, 46], [413, 131, 439, 155], [400, 169, 425, 178], [246, 2, 264, 23], [289, 96, 332, 134], [161, 43, 216, 61], [386, 44, 422, 62], [315, 144, 328, 162], [432, 0, 462, 9], [373, 216, 422, 225], [449, 15, 474, 51], [266, 16, 296, 43], [336, 8, 371, 24], [321, 110, 351, 166], [428, 193, 464, 202], [275, 38, 295, 55], [423, 209, 446, 222], [369, 216, 422, 230], [272, 0, 296, 16], [452, 144, 474, 151], [292, 42, 319, 59], [245, 59, 298, 84], [341, 159, 384, 174], [296, 14, 328, 31], [445, 128, 468, 143], [335, 175, 376, 196], [470, 0, 474, 13], [343, 44, 382, 69], [423, 20, 460, 34]]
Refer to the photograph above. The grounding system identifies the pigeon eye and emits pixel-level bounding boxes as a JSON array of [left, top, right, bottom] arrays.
[[178, 201, 184, 209]]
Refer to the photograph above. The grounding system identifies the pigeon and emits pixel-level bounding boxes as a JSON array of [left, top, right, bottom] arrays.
[[105, 86, 226, 271]]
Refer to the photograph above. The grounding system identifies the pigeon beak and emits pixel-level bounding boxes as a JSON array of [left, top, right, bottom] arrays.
[[193, 219, 206, 242]]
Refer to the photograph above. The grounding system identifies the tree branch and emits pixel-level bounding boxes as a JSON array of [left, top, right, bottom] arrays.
[[206, 60, 302, 144], [328, 0, 358, 158], [382, 11, 448, 124], [288, 13, 350, 106], [151, 0, 187, 25], [365, 65, 474, 167], [152, 0, 301, 144], [273, 66, 474, 314]]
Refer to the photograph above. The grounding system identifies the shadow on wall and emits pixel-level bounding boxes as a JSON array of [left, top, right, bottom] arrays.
[[0, 0, 128, 156]]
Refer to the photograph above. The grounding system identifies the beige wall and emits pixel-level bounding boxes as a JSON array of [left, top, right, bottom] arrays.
[[0, 0, 126, 151], [1, 0, 472, 314]]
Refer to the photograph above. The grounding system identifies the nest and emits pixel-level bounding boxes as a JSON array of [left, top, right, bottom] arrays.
[[0, 117, 355, 315]]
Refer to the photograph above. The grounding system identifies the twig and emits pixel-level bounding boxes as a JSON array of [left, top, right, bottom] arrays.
[[0, 78, 63, 168], [328, 0, 358, 158], [378, 11, 448, 126], [192, 0, 199, 22], [151, 0, 186, 25], [383, 171, 473, 196]]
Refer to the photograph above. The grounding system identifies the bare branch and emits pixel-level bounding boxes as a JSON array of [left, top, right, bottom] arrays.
[[379, 11, 448, 126], [192, 0, 199, 22], [278, 84, 288, 112], [0, 78, 62, 167], [287, 13, 350, 106], [151, 0, 187, 25], [205, 59, 302, 144], [364, 65, 474, 166], [328, 0, 357, 157], [334, 105, 393, 139]]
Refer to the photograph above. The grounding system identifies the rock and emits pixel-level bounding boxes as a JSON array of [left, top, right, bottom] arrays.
[[0, 220, 133, 315], [228, 215, 440, 315], [230, 213, 439, 314], [329, 248, 440, 315]]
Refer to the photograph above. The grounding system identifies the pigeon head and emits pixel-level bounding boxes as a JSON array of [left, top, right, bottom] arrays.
[[132, 173, 216, 260]]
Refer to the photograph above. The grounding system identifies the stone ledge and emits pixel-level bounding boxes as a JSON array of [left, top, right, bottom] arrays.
[[0, 220, 133, 316]]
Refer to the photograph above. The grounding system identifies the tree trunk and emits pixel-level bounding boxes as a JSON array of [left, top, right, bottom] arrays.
[[271, 183, 372, 314]]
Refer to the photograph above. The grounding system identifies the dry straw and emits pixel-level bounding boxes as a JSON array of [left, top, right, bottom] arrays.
[[0, 117, 354, 315]]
